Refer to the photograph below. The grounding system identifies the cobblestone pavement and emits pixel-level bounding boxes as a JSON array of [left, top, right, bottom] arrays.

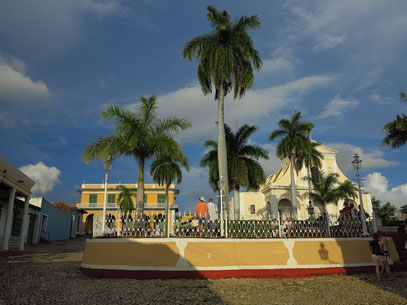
[[1, 237, 407, 305]]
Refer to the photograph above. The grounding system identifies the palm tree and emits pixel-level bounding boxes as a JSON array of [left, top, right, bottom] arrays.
[[306, 171, 358, 213], [382, 90, 407, 148], [269, 111, 313, 211], [201, 124, 268, 219], [84, 95, 191, 216], [183, 6, 262, 217], [116, 185, 135, 214], [296, 141, 322, 216], [150, 143, 190, 237]]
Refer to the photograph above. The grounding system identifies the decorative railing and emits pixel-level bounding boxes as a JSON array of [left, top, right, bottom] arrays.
[[95, 210, 376, 239], [77, 202, 169, 209]]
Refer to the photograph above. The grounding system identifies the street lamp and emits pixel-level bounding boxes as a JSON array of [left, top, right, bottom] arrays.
[[102, 156, 112, 235], [351, 153, 368, 236]]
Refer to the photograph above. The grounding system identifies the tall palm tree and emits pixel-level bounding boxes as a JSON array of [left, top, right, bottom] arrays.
[[84, 95, 191, 216], [382, 90, 407, 148], [269, 110, 313, 212], [150, 143, 190, 237], [201, 124, 268, 219], [296, 140, 322, 216], [116, 185, 135, 214], [305, 171, 358, 213], [183, 6, 262, 217]]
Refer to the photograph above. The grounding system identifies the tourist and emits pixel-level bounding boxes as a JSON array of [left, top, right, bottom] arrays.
[[370, 232, 391, 280], [284, 218, 292, 237], [207, 197, 218, 236], [195, 196, 208, 236], [378, 231, 391, 273]]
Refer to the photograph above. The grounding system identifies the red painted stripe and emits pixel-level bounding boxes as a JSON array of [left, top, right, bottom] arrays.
[[80, 266, 379, 279]]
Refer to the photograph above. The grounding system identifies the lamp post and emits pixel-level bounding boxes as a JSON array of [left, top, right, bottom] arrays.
[[351, 153, 368, 236], [102, 156, 112, 235]]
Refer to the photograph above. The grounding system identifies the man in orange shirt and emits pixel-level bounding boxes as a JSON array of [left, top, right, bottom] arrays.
[[195, 196, 208, 236]]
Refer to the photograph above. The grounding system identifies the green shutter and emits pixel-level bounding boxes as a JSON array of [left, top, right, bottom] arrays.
[[157, 194, 166, 204], [89, 194, 97, 205], [144, 194, 147, 203], [107, 194, 116, 207]]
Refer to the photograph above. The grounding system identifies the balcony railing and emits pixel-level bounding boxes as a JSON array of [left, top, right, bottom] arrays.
[[77, 202, 169, 209]]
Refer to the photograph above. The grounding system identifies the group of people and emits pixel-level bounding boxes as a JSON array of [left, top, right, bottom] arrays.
[[194, 196, 218, 236], [339, 201, 369, 236]]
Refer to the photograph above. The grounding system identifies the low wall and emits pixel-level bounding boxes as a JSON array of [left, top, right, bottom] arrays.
[[81, 238, 399, 279]]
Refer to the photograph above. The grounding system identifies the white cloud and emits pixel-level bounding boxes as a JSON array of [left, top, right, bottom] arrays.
[[255, 143, 281, 176], [313, 34, 345, 51], [178, 166, 215, 211], [261, 57, 295, 74], [327, 143, 398, 173], [316, 96, 359, 120], [0, 0, 122, 57], [285, 0, 407, 89], [0, 53, 49, 102], [369, 93, 392, 105], [136, 75, 336, 142], [363, 172, 407, 209], [19, 161, 61, 195]]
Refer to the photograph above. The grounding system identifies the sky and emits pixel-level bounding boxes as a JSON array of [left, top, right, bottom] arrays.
[[1, 0, 407, 211]]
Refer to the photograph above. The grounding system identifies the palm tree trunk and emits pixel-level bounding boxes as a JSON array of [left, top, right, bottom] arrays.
[[233, 185, 240, 219], [290, 154, 297, 217], [165, 184, 170, 238], [307, 163, 313, 217], [217, 85, 229, 219], [136, 158, 145, 217]]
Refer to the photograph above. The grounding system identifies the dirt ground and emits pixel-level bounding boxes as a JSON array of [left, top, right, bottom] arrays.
[[1, 237, 406, 305]]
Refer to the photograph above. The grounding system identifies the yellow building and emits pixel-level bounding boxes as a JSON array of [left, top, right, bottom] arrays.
[[238, 144, 373, 220], [76, 182, 179, 233]]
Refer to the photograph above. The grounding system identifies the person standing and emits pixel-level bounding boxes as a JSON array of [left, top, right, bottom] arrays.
[[207, 197, 218, 236], [195, 196, 208, 236], [370, 232, 391, 280]]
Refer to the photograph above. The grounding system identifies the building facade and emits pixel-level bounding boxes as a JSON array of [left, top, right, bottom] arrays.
[[238, 144, 373, 221], [0, 155, 35, 251], [76, 182, 179, 234]]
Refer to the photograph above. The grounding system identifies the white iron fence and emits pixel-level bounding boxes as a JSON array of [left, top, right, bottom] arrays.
[[95, 210, 376, 239]]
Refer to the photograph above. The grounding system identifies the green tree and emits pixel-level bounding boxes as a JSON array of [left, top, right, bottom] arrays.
[[183, 6, 262, 217], [201, 124, 268, 219], [371, 196, 397, 222], [269, 110, 313, 210], [305, 171, 358, 213], [83, 95, 191, 216], [150, 143, 190, 237], [116, 185, 135, 214], [382, 90, 407, 148], [296, 140, 322, 214]]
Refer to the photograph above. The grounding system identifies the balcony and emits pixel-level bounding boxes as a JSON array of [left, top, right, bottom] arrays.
[[76, 202, 170, 209]]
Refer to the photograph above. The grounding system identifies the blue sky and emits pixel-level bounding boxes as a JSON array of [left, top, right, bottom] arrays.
[[1, 0, 407, 211]]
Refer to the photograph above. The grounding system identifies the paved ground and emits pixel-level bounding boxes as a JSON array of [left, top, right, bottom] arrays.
[[1, 237, 407, 305]]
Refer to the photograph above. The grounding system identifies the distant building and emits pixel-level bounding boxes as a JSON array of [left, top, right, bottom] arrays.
[[30, 198, 88, 242], [0, 155, 35, 251], [51, 202, 87, 238], [237, 144, 373, 220], [76, 182, 179, 234]]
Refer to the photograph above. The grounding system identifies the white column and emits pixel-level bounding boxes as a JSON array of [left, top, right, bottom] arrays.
[[19, 196, 30, 250], [2, 188, 16, 251]]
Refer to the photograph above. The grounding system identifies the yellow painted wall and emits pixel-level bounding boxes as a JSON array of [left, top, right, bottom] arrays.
[[81, 238, 400, 271]]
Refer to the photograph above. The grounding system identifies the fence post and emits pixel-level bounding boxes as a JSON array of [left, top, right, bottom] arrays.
[[326, 214, 331, 238], [278, 211, 282, 238]]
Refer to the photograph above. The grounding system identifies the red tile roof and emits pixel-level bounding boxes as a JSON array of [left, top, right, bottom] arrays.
[[51, 202, 74, 214]]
